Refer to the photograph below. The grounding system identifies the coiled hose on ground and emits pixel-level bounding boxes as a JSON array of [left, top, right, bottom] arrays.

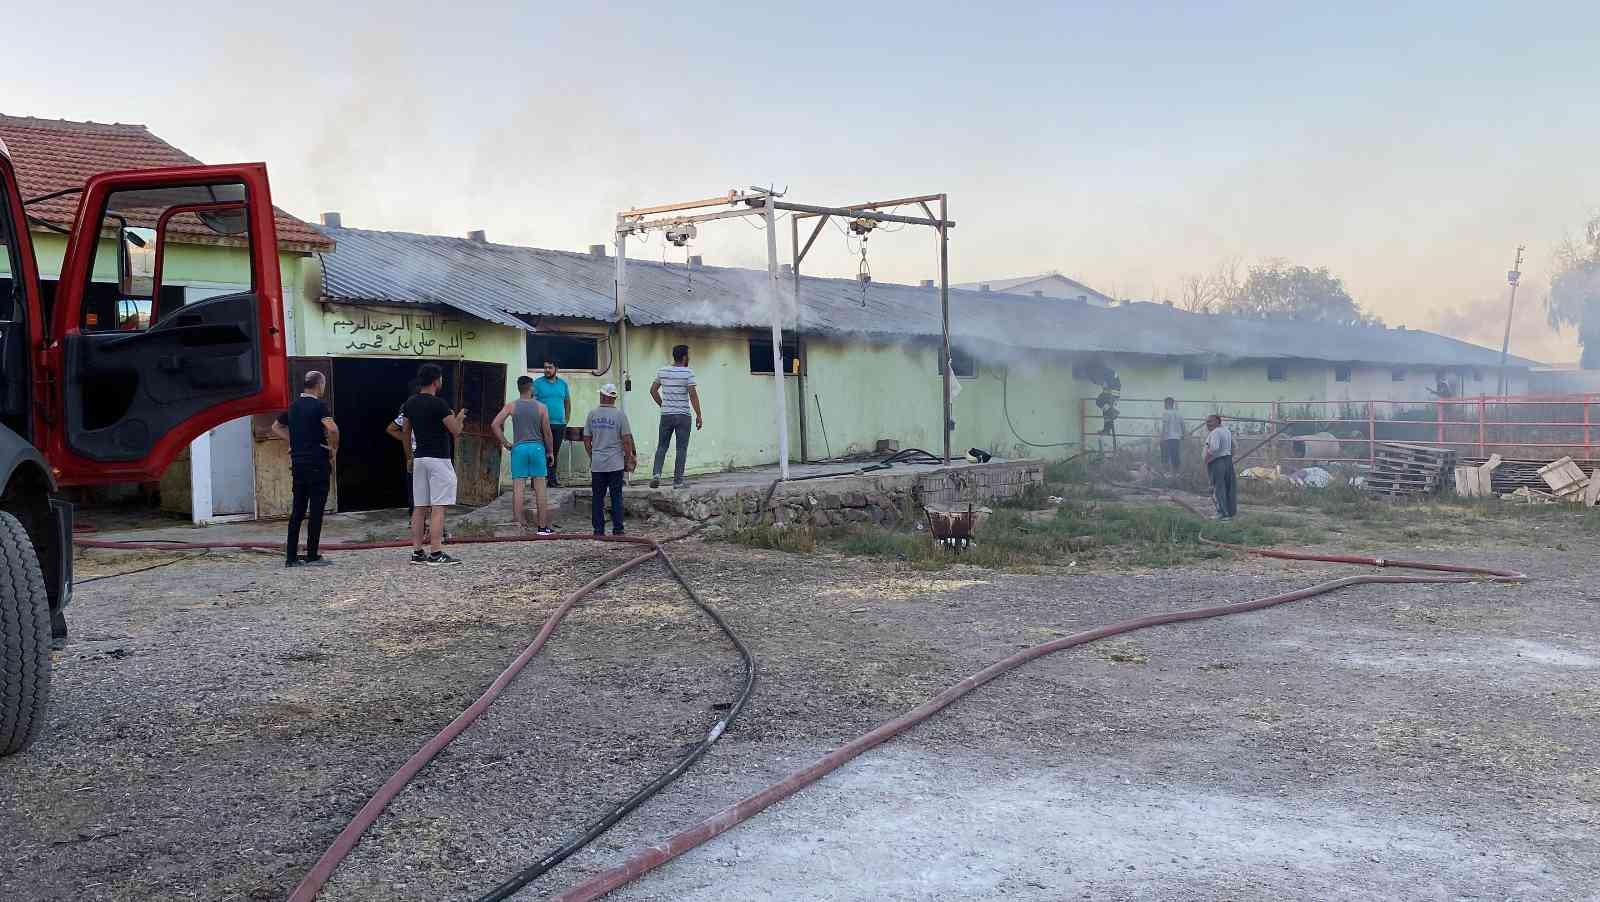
[[78, 503, 1527, 901], [545, 542, 1525, 901], [75, 531, 756, 902]]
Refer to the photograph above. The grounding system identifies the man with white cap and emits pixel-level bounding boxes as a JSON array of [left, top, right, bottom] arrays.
[[584, 383, 635, 536]]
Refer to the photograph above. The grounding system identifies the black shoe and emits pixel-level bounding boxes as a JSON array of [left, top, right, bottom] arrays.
[[427, 551, 462, 566], [537, 527, 555, 536], [594, 530, 605, 537], [304, 555, 333, 567], [649, 477, 660, 489], [285, 559, 302, 568], [409, 549, 429, 565], [612, 529, 626, 536]]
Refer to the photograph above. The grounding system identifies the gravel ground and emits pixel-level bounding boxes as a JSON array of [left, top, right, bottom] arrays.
[[2, 513, 1597, 901]]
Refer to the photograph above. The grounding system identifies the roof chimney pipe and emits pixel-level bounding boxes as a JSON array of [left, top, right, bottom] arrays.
[[979, 283, 991, 292], [690, 255, 704, 268], [920, 279, 934, 288], [1032, 290, 1044, 297], [467, 229, 487, 242], [320, 212, 342, 228], [589, 244, 607, 258]]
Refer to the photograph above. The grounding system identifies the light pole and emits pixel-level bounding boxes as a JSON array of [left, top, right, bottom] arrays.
[[1496, 245, 1525, 396]]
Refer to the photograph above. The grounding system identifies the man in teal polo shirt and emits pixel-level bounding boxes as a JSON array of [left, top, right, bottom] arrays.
[[533, 359, 571, 486]]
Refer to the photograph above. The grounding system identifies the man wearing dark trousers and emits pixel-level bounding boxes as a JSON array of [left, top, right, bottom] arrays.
[[584, 383, 635, 535], [1203, 414, 1237, 521], [272, 370, 338, 567], [649, 344, 701, 489]]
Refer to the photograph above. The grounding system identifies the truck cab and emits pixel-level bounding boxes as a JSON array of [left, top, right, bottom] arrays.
[[0, 137, 289, 754]]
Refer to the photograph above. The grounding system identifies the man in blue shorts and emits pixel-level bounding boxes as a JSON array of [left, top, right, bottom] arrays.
[[492, 375, 556, 534]]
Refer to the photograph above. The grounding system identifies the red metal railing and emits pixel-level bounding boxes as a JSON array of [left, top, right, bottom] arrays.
[[1081, 394, 1600, 466]]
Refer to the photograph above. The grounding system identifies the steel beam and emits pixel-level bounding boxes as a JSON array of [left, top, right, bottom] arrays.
[[795, 215, 830, 266], [619, 191, 752, 218], [790, 193, 947, 219], [772, 200, 953, 229], [620, 205, 763, 235]]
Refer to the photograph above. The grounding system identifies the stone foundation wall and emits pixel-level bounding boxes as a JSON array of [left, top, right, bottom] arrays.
[[608, 460, 1044, 530]]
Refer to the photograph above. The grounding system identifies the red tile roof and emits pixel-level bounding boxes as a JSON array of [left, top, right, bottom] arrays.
[[0, 115, 331, 252]]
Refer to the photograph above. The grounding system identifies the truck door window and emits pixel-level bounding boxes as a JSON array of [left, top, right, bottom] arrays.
[[79, 182, 252, 333], [0, 183, 16, 322]]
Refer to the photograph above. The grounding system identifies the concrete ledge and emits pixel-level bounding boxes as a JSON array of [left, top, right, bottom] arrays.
[[572, 459, 1045, 528]]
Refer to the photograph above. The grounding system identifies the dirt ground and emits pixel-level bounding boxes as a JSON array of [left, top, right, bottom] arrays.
[[3, 497, 1598, 901]]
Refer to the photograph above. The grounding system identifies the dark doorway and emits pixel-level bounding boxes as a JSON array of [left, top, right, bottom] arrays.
[[331, 357, 441, 512]]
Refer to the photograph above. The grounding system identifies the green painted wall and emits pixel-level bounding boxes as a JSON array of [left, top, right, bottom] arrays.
[[22, 230, 307, 297]]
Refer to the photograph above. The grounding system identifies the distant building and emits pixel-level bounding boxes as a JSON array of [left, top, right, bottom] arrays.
[[953, 272, 1114, 306]]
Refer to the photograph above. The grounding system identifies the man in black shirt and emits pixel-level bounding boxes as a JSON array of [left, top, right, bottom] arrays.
[[402, 363, 466, 565], [272, 370, 339, 567]]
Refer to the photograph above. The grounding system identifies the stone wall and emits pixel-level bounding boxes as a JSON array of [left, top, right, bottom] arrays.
[[612, 460, 1045, 531]]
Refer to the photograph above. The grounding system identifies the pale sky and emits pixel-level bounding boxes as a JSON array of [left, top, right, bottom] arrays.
[[9, 1, 1598, 362]]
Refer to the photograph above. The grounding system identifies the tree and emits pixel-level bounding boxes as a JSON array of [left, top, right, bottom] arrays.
[[1179, 256, 1242, 314], [1219, 259, 1378, 326], [1546, 213, 1600, 368]]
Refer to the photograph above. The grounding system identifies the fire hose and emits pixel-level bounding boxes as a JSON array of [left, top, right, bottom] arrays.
[[74, 531, 756, 902], [545, 543, 1524, 902], [77, 523, 1526, 900]]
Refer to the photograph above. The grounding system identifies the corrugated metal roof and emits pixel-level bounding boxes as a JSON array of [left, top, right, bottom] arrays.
[[316, 226, 1539, 369]]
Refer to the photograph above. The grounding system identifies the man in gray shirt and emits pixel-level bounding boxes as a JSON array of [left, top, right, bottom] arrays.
[[585, 383, 636, 536], [1203, 414, 1237, 520]]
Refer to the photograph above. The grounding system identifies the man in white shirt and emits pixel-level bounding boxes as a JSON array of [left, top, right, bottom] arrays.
[[1159, 397, 1185, 471], [1202, 414, 1237, 520], [649, 344, 702, 489]]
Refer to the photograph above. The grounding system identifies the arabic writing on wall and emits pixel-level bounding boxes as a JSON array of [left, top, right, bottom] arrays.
[[327, 310, 480, 356]]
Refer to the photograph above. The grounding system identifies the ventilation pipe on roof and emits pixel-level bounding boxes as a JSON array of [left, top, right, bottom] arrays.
[[320, 212, 342, 228], [979, 283, 991, 292], [921, 279, 935, 288], [589, 244, 607, 258], [690, 255, 704, 268], [467, 229, 487, 242], [1032, 290, 1044, 297]]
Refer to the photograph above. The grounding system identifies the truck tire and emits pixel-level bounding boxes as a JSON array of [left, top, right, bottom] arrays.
[[0, 509, 50, 755]]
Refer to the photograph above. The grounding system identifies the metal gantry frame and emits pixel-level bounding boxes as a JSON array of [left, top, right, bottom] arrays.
[[614, 188, 955, 480]]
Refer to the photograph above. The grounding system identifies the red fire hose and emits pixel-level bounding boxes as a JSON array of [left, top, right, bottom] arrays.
[[75, 530, 748, 902], [548, 547, 1524, 902]]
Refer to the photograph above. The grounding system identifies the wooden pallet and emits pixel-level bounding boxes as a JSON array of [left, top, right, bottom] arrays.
[[1364, 442, 1456, 498]]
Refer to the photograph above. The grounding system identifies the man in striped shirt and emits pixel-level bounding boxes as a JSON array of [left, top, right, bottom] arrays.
[[649, 344, 702, 489]]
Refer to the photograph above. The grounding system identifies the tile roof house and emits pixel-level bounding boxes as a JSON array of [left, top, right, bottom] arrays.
[[0, 114, 330, 252]]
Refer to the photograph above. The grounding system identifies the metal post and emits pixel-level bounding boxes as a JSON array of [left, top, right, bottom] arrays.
[[764, 199, 790, 479], [938, 195, 952, 466], [1496, 245, 1525, 396], [1478, 396, 1486, 457], [614, 229, 630, 480], [1368, 403, 1376, 467], [792, 214, 808, 462], [1271, 400, 1280, 466], [1586, 401, 1592, 461]]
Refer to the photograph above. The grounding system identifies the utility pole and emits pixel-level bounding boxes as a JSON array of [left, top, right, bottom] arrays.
[[1496, 245, 1525, 396]]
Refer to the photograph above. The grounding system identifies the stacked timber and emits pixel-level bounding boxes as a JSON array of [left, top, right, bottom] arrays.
[[1459, 456, 1600, 495], [1364, 442, 1457, 498]]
